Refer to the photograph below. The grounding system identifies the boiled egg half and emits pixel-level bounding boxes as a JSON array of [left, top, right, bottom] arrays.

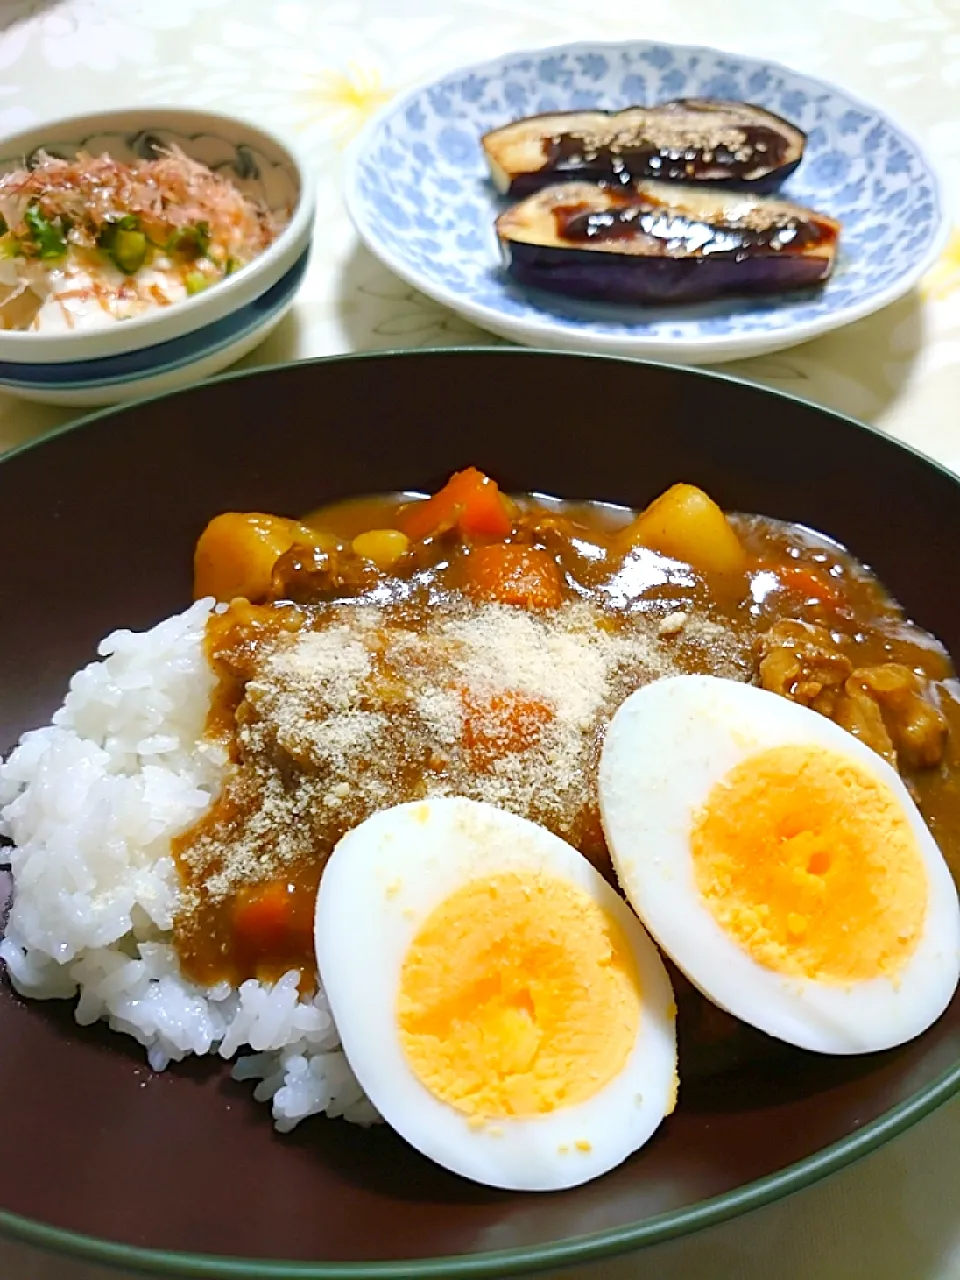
[[599, 674, 960, 1054], [315, 796, 677, 1191]]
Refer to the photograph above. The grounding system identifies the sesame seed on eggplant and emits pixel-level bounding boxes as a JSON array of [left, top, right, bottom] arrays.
[[482, 100, 806, 197]]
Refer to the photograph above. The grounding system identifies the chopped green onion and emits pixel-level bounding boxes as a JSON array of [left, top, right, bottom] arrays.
[[98, 216, 148, 275], [111, 228, 147, 275], [168, 221, 211, 259], [185, 272, 210, 295], [24, 203, 67, 259]]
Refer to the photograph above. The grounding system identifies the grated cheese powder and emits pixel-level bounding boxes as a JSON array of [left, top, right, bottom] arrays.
[[179, 599, 748, 900]]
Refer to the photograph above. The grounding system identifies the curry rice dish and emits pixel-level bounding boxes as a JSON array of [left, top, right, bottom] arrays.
[[2, 468, 958, 1190]]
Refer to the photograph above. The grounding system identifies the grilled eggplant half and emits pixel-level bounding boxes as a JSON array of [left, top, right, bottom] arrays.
[[482, 100, 805, 197], [497, 180, 840, 305]]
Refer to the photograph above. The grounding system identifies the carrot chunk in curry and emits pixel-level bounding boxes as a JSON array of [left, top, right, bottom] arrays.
[[460, 543, 564, 608], [461, 689, 555, 769], [399, 466, 514, 542]]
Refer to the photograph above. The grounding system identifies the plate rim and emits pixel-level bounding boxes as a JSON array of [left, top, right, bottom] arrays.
[[2, 345, 960, 1277], [2, 1055, 959, 1278], [342, 37, 949, 361]]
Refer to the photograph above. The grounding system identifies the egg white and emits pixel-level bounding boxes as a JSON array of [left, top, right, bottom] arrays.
[[598, 674, 960, 1055], [314, 796, 677, 1192]]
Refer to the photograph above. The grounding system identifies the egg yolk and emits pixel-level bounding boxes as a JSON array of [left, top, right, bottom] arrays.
[[691, 744, 927, 983], [397, 871, 641, 1118]]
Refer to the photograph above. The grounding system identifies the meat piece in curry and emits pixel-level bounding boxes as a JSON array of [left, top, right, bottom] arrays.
[[758, 619, 948, 772]]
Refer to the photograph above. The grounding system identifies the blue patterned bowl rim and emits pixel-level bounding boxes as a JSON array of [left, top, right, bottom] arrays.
[[0, 248, 309, 389]]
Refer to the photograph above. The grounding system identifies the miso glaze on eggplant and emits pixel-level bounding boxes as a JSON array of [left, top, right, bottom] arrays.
[[496, 180, 840, 305], [482, 100, 806, 197]]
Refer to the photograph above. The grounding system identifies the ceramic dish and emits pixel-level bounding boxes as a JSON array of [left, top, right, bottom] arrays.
[[344, 41, 946, 364], [1, 349, 959, 1278], [0, 107, 314, 407]]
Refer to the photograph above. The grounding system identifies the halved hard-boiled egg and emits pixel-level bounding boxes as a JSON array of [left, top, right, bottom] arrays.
[[315, 796, 677, 1191], [599, 674, 960, 1055]]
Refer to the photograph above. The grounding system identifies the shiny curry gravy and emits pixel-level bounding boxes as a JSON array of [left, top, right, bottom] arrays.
[[173, 494, 960, 1071]]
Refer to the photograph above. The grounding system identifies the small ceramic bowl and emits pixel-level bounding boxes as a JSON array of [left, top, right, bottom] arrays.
[[345, 40, 946, 365], [0, 107, 314, 406]]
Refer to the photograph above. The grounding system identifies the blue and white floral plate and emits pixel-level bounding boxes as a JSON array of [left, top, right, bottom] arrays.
[[345, 40, 946, 365]]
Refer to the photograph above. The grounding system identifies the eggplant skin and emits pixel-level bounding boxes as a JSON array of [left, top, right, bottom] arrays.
[[482, 100, 806, 197], [503, 243, 832, 305], [496, 181, 840, 306]]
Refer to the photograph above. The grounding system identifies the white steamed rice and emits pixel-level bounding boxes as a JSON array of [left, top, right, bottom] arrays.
[[0, 598, 377, 1130]]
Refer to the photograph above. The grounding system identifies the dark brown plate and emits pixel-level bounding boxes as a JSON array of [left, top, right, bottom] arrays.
[[1, 349, 959, 1279]]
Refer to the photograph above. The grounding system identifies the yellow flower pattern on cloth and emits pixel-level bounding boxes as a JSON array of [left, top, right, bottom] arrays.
[[302, 63, 394, 145], [922, 228, 960, 301]]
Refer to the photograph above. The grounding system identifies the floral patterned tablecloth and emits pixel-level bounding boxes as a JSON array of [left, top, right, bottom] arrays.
[[2, 2, 960, 1278]]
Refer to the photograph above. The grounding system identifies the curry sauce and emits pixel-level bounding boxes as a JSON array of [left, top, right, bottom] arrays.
[[174, 477, 960, 1060]]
